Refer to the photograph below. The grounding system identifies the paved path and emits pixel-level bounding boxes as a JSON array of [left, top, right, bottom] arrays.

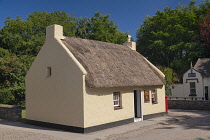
[[0, 110, 210, 140], [107, 110, 210, 140]]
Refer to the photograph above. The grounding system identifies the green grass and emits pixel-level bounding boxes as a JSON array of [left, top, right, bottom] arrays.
[[22, 110, 26, 119]]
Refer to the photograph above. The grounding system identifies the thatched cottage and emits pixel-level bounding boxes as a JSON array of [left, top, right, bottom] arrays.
[[26, 24, 166, 133], [171, 58, 210, 100]]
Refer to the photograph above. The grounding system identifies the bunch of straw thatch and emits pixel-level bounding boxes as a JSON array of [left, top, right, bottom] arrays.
[[62, 37, 165, 88]]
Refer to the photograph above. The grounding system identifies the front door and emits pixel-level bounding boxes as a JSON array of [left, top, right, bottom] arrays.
[[205, 86, 208, 100], [134, 90, 143, 121]]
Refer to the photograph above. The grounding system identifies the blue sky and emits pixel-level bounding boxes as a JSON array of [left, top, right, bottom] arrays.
[[0, 0, 203, 40]]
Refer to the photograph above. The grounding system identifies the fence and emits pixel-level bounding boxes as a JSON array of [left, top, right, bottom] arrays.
[[168, 96, 209, 101], [168, 99, 210, 111], [0, 105, 22, 121]]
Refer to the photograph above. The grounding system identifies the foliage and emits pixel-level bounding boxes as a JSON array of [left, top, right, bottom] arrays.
[[76, 11, 127, 44], [0, 11, 77, 56], [136, 0, 210, 77], [156, 66, 179, 95], [198, 10, 210, 50], [0, 48, 26, 106], [0, 11, 127, 106]]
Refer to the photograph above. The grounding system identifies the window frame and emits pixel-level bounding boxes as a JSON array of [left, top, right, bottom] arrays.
[[113, 92, 122, 109], [151, 90, 158, 104], [189, 82, 196, 96]]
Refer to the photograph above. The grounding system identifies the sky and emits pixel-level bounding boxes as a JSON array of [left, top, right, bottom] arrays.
[[0, 0, 203, 40]]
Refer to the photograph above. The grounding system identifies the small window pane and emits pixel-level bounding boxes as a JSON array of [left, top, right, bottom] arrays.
[[47, 67, 51, 77], [113, 92, 120, 107], [190, 82, 196, 95]]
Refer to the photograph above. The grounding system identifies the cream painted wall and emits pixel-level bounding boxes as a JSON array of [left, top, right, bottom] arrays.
[[83, 87, 134, 128], [26, 37, 85, 128], [141, 85, 165, 115], [83, 85, 165, 128], [171, 84, 184, 97]]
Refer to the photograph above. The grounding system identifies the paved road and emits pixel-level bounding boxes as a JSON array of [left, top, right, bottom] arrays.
[[107, 110, 210, 140], [0, 110, 210, 140]]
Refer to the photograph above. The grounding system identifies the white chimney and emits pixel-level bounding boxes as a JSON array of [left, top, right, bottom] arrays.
[[123, 35, 136, 51], [46, 24, 65, 40]]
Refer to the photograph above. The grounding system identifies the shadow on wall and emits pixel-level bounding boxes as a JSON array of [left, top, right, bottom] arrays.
[[85, 86, 132, 96], [85, 85, 164, 96]]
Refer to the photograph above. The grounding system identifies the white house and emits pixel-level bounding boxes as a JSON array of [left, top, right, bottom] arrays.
[[171, 58, 210, 100]]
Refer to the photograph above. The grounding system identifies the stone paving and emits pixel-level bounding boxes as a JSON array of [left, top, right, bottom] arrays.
[[0, 127, 68, 140]]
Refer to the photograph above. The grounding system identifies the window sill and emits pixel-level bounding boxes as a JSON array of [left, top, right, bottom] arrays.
[[152, 102, 158, 104], [114, 107, 123, 110]]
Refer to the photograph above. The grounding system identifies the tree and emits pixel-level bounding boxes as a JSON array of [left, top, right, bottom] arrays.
[[196, 10, 210, 58], [156, 65, 179, 95], [0, 11, 77, 56], [76, 12, 127, 44], [0, 11, 127, 106], [136, 1, 204, 77], [0, 48, 27, 106]]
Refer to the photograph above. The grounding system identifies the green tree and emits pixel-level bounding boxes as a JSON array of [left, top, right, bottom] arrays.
[[0, 10, 127, 106], [76, 12, 127, 44], [136, 1, 204, 77], [0, 48, 27, 106], [156, 65, 179, 95], [0, 11, 77, 56]]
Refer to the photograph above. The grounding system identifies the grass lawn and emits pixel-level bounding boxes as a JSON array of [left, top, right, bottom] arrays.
[[22, 110, 26, 119]]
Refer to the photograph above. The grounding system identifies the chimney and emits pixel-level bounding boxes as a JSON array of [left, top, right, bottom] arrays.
[[46, 24, 65, 40], [123, 35, 136, 51]]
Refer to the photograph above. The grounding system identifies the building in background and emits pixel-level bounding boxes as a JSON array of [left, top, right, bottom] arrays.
[[171, 58, 210, 100]]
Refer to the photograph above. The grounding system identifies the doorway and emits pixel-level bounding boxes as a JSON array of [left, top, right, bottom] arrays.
[[205, 86, 208, 100], [134, 90, 143, 122]]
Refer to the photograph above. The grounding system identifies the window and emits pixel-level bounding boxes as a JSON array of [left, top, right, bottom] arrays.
[[47, 67, 51, 77], [151, 90, 158, 104], [113, 92, 121, 109], [144, 90, 150, 103], [189, 82, 196, 96]]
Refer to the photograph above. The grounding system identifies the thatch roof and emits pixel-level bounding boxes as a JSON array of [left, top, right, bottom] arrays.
[[61, 37, 165, 88], [194, 58, 210, 77]]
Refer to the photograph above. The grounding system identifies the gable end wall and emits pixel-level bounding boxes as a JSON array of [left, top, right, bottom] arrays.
[[26, 38, 85, 128]]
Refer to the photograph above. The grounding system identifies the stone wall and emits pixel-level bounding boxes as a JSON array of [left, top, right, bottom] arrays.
[[169, 100, 210, 111], [0, 105, 22, 121]]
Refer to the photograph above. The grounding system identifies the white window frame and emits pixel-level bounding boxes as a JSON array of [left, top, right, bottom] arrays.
[[113, 92, 120, 108], [190, 82, 196, 95], [151, 90, 158, 104]]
